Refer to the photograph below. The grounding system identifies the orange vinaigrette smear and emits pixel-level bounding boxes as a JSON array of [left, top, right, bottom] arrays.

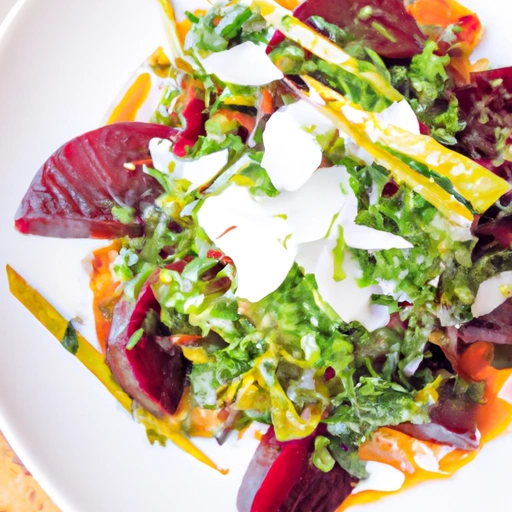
[[106, 72, 152, 124]]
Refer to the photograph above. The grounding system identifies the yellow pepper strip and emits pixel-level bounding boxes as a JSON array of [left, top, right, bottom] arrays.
[[300, 77, 478, 222], [304, 77, 511, 215], [6, 265, 226, 475], [252, 0, 402, 103], [6, 265, 133, 413], [378, 126, 512, 213]]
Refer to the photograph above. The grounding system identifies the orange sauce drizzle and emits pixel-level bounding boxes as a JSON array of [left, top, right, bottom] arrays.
[[89, 242, 122, 354], [274, 0, 302, 9], [106, 72, 152, 124]]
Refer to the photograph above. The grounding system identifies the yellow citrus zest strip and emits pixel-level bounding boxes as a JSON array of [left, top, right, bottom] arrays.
[[252, 0, 402, 103], [6, 265, 226, 474], [302, 76, 508, 221]]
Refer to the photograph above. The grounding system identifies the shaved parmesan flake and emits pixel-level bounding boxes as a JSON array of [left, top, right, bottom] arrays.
[[171, 0, 211, 22], [375, 99, 420, 134], [262, 100, 334, 191], [149, 138, 229, 191], [197, 185, 296, 302], [472, 271, 512, 317], [260, 166, 347, 243], [353, 461, 405, 494], [297, 243, 389, 331], [200, 42, 283, 86]]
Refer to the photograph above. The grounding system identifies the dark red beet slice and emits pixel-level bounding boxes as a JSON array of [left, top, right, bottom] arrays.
[[238, 428, 357, 512], [293, 0, 426, 59], [106, 267, 188, 418], [15, 122, 176, 239], [237, 428, 282, 512], [459, 298, 512, 346], [395, 380, 480, 451]]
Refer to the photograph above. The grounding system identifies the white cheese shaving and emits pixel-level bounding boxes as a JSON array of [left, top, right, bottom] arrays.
[[197, 184, 296, 302], [352, 461, 406, 494], [259, 166, 347, 243], [375, 99, 420, 134], [296, 242, 390, 332], [261, 100, 334, 191], [200, 42, 283, 86], [149, 138, 229, 192], [472, 270, 512, 317]]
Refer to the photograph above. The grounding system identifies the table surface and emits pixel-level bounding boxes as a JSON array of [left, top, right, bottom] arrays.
[[0, 1, 59, 510]]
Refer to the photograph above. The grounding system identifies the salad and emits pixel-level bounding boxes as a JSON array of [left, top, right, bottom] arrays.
[[9, 0, 512, 510]]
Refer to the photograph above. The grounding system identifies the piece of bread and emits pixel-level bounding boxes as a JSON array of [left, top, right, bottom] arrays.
[[0, 433, 59, 512]]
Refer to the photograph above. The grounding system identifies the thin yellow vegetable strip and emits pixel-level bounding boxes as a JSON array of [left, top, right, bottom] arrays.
[[301, 77, 473, 221], [310, 79, 511, 213], [303, 76, 511, 219], [252, 0, 402, 102], [6, 264, 133, 413], [6, 265, 226, 475]]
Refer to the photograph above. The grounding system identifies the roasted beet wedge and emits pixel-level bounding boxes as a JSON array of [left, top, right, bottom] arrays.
[[106, 269, 188, 418], [238, 428, 357, 512], [395, 380, 480, 451], [459, 298, 512, 345], [15, 122, 176, 239], [293, 0, 425, 59]]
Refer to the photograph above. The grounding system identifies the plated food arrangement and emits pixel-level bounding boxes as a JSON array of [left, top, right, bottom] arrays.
[[8, 0, 512, 510]]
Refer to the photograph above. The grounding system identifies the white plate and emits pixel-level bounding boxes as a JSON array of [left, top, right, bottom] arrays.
[[0, 0, 511, 511]]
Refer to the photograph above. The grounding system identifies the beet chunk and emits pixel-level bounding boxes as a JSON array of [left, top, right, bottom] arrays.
[[238, 428, 357, 512], [107, 269, 188, 418], [459, 298, 512, 346], [15, 122, 176, 239], [395, 380, 480, 451], [293, 0, 425, 59]]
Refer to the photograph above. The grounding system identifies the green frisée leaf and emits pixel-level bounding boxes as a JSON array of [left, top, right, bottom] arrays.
[[329, 442, 369, 479], [182, 257, 219, 281], [405, 40, 450, 109], [239, 162, 279, 198], [112, 205, 136, 225], [332, 225, 347, 282], [190, 362, 221, 408], [430, 96, 467, 146], [325, 377, 428, 447], [390, 40, 466, 145]]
